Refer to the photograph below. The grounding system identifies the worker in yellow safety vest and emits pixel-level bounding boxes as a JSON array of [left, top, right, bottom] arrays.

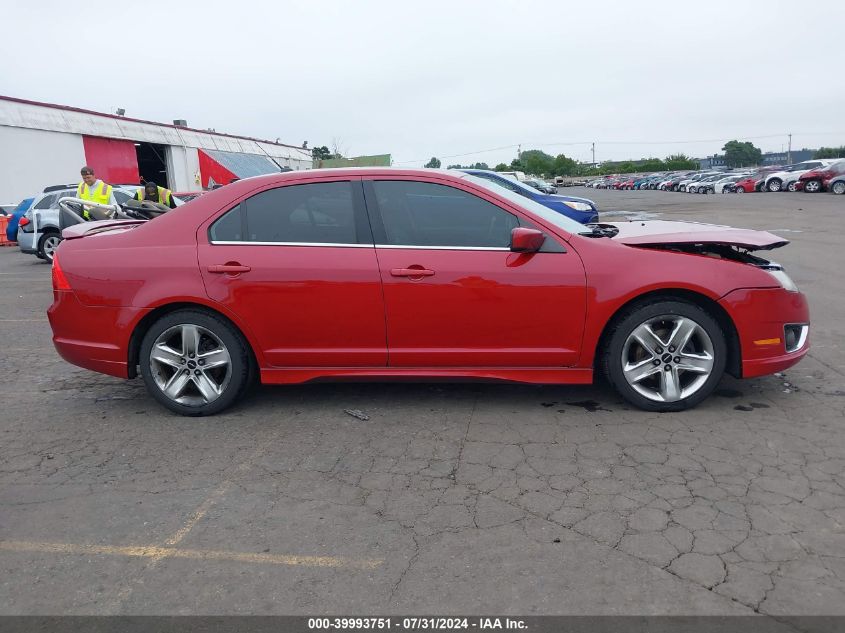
[[135, 181, 176, 208], [77, 166, 114, 219]]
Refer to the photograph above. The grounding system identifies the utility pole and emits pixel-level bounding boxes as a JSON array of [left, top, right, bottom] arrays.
[[591, 142, 596, 166], [787, 133, 792, 164]]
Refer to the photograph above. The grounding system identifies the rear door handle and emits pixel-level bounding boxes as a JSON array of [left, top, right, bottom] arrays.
[[207, 264, 251, 274], [390, 268, 435, 277]]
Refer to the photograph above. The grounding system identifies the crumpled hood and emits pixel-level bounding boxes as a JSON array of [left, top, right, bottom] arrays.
[[608, 220, 788, 250]]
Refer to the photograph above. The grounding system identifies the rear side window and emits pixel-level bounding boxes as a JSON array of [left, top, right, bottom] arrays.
[[208, 182, 358, 244], [372, 180, 519, 248], [33, 194, 57, 210], [247, 182, 356, 243], [210, 204, 243, 241]]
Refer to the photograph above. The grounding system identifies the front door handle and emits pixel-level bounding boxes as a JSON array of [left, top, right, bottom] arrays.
[[390, 267, 435, 278], [207, 264, 251, 274]]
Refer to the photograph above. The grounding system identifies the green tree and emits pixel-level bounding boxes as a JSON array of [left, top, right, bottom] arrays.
[[518, 150, 554, 176], [551, 154, 579, 177], [493, 163, 509, 172], [665, 154, 698, 170], [722, 140, 763, 168], [424, 157, 441, 168], [311, 146, 332, 161], [814, 146, 845, 159]]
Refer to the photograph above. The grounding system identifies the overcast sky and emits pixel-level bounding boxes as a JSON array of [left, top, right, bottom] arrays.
[[4, 0, 845, 166]]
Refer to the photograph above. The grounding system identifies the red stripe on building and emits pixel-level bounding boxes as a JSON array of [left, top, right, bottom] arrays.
[[198, 150, 239, 188], [82, 136, 140, 184]]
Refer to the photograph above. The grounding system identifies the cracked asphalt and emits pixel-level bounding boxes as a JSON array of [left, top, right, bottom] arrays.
[[1, 188, 844, 615]]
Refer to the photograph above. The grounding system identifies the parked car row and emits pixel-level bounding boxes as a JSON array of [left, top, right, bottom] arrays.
[[583, 159, 845, 195]]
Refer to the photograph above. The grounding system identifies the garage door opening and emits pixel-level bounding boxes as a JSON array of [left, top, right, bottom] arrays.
[[135, 142, 170, 189]]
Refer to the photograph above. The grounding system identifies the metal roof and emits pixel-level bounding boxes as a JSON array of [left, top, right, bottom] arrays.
[[202, 149, 282, 178], [0, 95, 312, 163]]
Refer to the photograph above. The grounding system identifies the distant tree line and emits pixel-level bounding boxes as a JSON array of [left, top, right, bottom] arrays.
[[421, 137, 845, 177], [814, 146, 845, 159]]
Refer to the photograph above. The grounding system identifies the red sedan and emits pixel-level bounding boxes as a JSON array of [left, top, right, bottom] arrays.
[[48, 169, 809, 416]]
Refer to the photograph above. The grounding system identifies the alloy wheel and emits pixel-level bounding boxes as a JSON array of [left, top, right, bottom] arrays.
[[621, 315, 715, 403], [42, 235, 61, 262], [832, 181, 845, 195], [149, 324, 232, 406], [804, 180, 821, 193]]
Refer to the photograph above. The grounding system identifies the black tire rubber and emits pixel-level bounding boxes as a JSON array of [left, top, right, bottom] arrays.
[[37, 231, 61, 262], [600, 300, 727, 412], [139, 309, 253, 416]]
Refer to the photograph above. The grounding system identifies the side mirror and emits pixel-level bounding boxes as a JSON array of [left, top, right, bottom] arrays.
[[510, 227, 545, 253]]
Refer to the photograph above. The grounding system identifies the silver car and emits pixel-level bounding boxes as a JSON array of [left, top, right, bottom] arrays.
[[17, 186, 144, 261]]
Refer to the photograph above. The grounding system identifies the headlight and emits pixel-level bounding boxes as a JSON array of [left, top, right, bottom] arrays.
[[766, 269, 798, 292], [562, 201, 593, 211]]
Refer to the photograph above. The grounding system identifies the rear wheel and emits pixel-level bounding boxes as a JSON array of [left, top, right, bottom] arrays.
[[139, 310, 253, 416], [602, 300, 727, 412], [38, 231, 61, 263], [832, 181, 845, 195], [804, 179, 822, 193], [735, 187, 745, 193], [787, 181, 798, 192]]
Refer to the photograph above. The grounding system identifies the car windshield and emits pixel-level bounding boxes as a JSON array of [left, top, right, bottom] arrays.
[[463, 175, 585, 235]]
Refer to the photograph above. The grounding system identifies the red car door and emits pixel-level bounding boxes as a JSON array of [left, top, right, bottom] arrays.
[[363, 178, 587, 367], [197, 179, 386, 367]]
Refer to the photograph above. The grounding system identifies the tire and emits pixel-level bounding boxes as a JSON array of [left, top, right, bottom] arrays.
[[139, 309, 253, 416], [601, 300, 727, 412], [832, 181, 845, 195], [735, 187, 745, 193], [787, 182, 798, 192], [672, 185, 679, 192], [803, 179, 822, 193], [767, 179, 782, 192], [37, 231, 62, 263]]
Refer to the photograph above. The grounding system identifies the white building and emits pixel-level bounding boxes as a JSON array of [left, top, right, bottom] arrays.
[[0, 95, 313, 203]]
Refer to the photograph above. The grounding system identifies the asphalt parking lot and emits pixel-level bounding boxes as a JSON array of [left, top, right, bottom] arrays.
[[1, 189, 844, 616]]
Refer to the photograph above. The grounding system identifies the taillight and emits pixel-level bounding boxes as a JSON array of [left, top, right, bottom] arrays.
[[52, 253, 71, 291], [18, 217, 29, 227]]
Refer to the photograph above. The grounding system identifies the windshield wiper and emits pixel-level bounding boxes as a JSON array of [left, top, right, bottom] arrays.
[[578, 223, 619, 238]]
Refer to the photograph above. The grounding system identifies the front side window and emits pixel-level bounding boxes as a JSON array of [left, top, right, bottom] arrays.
[[209, 181, 357, 244], [373, 180, 519, 248]]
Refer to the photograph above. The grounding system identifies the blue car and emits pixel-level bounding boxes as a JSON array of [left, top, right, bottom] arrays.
[[460, 169, 599, 224], [5, 198, 35, 242]]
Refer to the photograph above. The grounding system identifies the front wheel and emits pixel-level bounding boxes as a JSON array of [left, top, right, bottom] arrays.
[[735, 187, 745, 193], [787, 182, 798, 192], [767, 179, 782, 192], [38, 231, 62, 263], [803, 179, 822, 193], [832, 181, 845, 195], [601, 301, 727, 412], [139, 310, 253, 416]]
